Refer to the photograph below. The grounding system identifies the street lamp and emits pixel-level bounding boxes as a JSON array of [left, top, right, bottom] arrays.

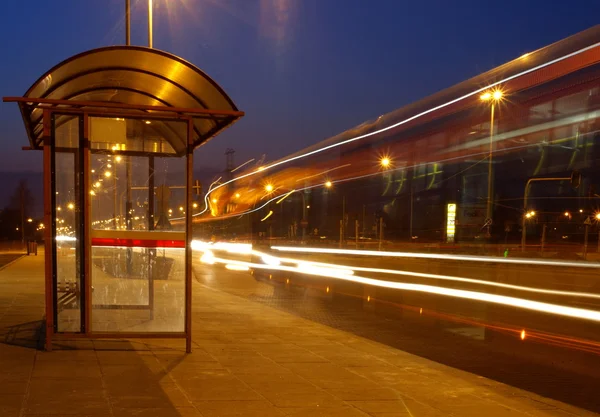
[[265, 184, 274, 193], [480, 88, 504, 237], [380, 156, 391, 169], [325, 181, 333, 188]]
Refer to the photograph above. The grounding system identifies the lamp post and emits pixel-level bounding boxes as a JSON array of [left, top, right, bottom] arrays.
[[148, 0, 153, 48], [480, 90, 503, 238], [123, 0, 153, 48]]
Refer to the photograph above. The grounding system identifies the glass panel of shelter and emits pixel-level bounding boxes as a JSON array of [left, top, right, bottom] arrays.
[[88, 116, 186, 333], [52, 114, 84, 333]]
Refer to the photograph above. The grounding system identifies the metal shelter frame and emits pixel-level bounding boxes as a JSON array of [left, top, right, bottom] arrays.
[[3, 46, 244, 352]]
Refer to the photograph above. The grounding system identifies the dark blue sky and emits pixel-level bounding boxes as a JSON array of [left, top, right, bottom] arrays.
[[1, 0, 599, 173]]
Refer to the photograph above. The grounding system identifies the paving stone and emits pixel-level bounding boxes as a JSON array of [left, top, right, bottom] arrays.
[[192, 400, 286, 417]]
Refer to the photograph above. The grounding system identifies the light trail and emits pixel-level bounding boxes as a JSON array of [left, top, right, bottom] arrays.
[[261, 210, 273, 221], [197, 41, 600, 206], [276, 189, 296, 204], [231, 158, 256, 173], [271, 255, 600, 300], [271, 246, 600, 269], [201, 251, 600, 323], [191, 240, 600, 298]]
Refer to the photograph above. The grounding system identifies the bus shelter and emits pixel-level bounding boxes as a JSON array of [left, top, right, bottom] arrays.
[[3, 46, 243, 352]]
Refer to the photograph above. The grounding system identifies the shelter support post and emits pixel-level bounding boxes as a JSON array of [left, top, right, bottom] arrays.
[[185, 118, 194, 353], [43, 109, 53, 351]]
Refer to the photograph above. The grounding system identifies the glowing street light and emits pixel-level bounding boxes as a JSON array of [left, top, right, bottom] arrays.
[[67, 203, 75, 210], [596, 213, 600, 221], [212, 198, 218, 204], [27, 218, 33, 223], [235, 193, 241, 198], [564, 211, 570, 217], [104, 171, 112, 178], [325, 181, 333, 188], [179, 206, 184, 212], [380, 157, 391, 168], [265, 184, 274, 193], [115, 156, 122, 162], [192, 202, 198, 208]]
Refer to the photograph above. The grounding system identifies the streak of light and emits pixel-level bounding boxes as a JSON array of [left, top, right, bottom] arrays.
[[199, 176, 223, 214], [271, 246, 600, 270], [200, 250, 215, 265], [521, 329, 526, 340], [203, 253, 600, 323], [295, 164, 352, 182], [231, 158, 256, 173], [261, 210, 273, 221], [198, 42, 600, 203], [190, 240, 600, 300], [276, 189, 296, 204], [296, 262, 354, 277], [271, 256, 600, 300], [225, 264, 250, 271], [261, 253, 281, 266]]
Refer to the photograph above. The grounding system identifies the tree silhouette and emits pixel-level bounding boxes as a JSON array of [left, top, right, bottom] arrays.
[[0, 180, 35, 242]]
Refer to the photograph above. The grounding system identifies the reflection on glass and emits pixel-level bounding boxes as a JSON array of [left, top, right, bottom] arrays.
[[54, 116, 82, 332], [89, 116, 187, 333]]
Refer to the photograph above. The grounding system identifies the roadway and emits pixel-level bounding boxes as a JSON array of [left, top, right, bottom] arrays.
[[192, 246, 600, 413]]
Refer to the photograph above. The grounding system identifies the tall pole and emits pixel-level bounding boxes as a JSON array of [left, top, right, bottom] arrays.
[[409, 186, 414, 241], [584, 224, 589, 260], [148, 0, 153, 48], [300, 192, 306, 241], [486, 103, 495, 238], [20, 185, 25, 244], [379, 217, 384, 251], [125, 0, 131, 45]]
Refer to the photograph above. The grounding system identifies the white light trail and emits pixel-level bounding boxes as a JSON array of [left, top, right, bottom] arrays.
[[196, 247, 600, 323], [231, 158, 256, 173], [225, 264, 250, 271], [271, 246, 600, 269]]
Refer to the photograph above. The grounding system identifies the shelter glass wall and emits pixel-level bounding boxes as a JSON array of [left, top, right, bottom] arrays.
[[88, 117, 187, 333], [53, 116, 83, 332]]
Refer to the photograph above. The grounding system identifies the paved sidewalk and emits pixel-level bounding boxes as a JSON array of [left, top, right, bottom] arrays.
[[0, 252, 598, 416]]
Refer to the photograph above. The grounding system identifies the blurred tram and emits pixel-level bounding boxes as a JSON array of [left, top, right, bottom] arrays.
[[194, 26, 600, 250]]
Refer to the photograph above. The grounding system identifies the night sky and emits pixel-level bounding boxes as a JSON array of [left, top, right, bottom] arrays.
[[1, 0, 599, 173]]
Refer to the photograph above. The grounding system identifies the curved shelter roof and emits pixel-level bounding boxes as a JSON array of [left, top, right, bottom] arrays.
[[7, 46, 243, 156]]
